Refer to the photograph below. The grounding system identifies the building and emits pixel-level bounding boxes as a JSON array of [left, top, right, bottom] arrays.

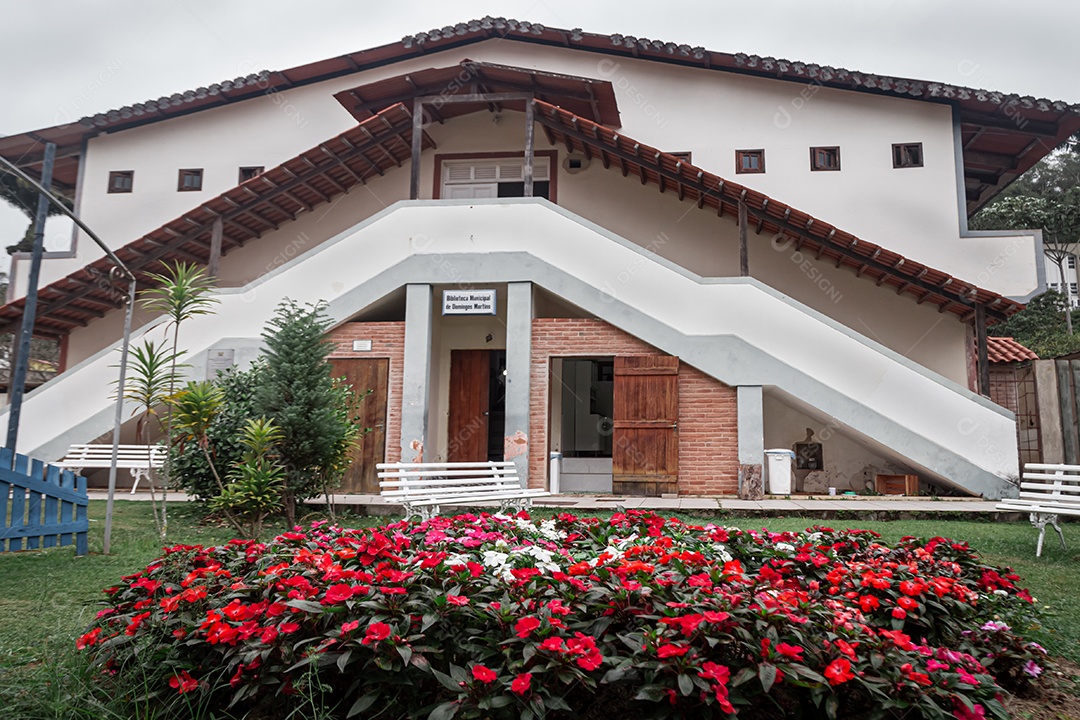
[[1, 18, 1076, 499], [1045, 251, 1079, 307]]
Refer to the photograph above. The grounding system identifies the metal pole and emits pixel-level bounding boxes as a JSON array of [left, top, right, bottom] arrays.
[[103, 277, 137, 555], [6, 142, 55, 451]]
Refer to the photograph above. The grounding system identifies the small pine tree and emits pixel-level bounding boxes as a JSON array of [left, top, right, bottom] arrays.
[[255, 300, 358, 522]]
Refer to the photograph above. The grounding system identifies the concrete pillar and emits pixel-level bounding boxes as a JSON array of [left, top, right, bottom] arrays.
[[400, 284, 433, 462], [1035, 359, 1063, 464], [737, 385, 764, 500], [504, 282, 533, 487]]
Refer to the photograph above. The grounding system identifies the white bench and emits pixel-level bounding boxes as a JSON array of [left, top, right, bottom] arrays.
[[376, 461, 550, 520], [997, 463, 1080, 556], [56, 444, 167, 495]]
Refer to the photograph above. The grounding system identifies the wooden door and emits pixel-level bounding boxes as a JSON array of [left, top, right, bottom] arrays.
[[612, 355, 679, 496], [329, 358, 388, 493], [448, 349, 491, 462]]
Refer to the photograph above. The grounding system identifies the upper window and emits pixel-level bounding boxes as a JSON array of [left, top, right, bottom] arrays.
[[107, 171, 133, 194], [178, 169, 203, 192], [1070, 256, 1077, 270], [441, 157, 551, 200], [810, 147, 841, 171], [735, 149, 765, 174], [239, 166, 264, 183], [892, 143, 923, 168], [669, 151, 693, 164]]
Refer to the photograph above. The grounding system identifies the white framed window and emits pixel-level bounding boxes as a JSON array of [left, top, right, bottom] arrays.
[[441, 157, 551, 200], [1069, 255, 1077, 269]]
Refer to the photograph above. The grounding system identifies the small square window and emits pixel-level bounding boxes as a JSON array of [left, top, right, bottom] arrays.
[[892, 143, 923, 168], [669, 151, 693, 164], [178, 169, 203, 192], [239, 166, 264, 183], [735, 149, 765, 174], [1071, 282, 1078, 295], [108, 171, 133, 193], [810, 146, 840, 171], [1069, 256, 1076, 269]]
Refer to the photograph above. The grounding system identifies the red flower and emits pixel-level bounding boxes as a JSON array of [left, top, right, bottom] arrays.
[[567, 561, 593, 575], [362, 622, 391, 645], [699, 661, 731, 684], [858, 595, 880, 613], [658, 643, 690, 659], [341, 620, 360, 635], [515, 616, 541, 638], [323, 583, 357, 604], [540, 637, 564, 652], [446, 595, 469, 606], [76, 627, 102, 650], [472, 665, 497, 683], [824, 658, 855, 685], [511, 672, 532, 695], [897, 597, 918, 610], [776, 643, 804, 661], [279, 622, 300, 635], [168, 670, 199, 694]]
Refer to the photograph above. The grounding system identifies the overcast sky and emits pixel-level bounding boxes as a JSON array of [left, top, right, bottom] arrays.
[[2, 0, 1078, 264]]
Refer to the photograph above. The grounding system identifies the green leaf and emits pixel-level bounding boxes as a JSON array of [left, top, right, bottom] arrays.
[[677, 673, 694, 696], [633, 685, 666, 702], [825, 694, 839, 720], [758, 663, 778, 693], [396, 644, 413, 666], [347, 693, 379, 718], [732, 667, 757, 687], [432, 668, 461, 693], [285, 599, 325, 614], [337, 649, 353, 673], [545, 695, 571, 711], [428, 701, 460, 720]]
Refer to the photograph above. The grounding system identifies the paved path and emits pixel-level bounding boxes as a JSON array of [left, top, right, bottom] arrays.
[[86, 490, 1009, 519]]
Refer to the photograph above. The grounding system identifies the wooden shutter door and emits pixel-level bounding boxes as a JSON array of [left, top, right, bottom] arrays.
[[612, 355, 679, 496], [448, 350, 491, 462], [329, 358, 389, 493]]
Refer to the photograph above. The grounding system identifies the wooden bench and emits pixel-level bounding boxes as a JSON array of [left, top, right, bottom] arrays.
[[376, 461, 550, 520], [56, 444, 167, 495], [996, 463, 1080, 556]]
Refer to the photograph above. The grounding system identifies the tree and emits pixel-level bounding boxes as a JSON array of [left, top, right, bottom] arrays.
[[972, 138, 1080, 333], [0, 170, 73, 254], [254, 300, 359, 523], [990, 289, 1080, 358]]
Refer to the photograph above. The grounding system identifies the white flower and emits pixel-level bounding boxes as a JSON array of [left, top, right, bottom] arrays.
[[775, 542, 795, 554], [482, 551, 510, 568]]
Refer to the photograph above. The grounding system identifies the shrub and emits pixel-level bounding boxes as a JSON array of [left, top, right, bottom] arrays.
[[79, 512, 1044, 720], [255, 300, 359, 523], [171, 363, 266, 501]]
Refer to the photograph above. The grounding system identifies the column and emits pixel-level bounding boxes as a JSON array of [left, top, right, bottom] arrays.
[[737, 385, 765, 500], [504, 282, 533, 487], [400, 284, 433, 462]]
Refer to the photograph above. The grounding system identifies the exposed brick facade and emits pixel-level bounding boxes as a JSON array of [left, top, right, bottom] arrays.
[[529, 318, 739, 495], [325, 322, 405, 464]]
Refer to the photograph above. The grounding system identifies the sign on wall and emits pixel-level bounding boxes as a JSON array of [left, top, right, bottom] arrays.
[[442, 289, 497, 315], [207, 348, 235, 378]]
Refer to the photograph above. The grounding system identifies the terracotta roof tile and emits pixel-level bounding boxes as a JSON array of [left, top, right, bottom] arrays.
[[988, 336, 1038, 363]]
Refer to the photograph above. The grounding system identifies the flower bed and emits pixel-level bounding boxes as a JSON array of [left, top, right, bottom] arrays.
[[79, 511, 1048, 719]]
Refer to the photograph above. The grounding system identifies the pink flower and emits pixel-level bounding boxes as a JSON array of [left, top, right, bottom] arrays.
[[446, 595, 469, 606], [511, 672, 532, 695], [1023, 660, 1042, 678], [340, 620, 360, 635], [472, 665, 497, 683]]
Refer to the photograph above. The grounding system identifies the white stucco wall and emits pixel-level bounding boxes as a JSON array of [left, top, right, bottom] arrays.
[[16, 39, 1038, 300]]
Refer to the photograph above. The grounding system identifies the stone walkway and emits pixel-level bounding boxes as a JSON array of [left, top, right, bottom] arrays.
[[86, 490, 1010, 520]]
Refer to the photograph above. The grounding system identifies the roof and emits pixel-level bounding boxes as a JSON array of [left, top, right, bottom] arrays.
[[333, 60, 620, 126], [0, 103, 432, 336], [0, 98, 1023, 335], [532, 99, 1023, 322], [2, 17, 1076, 212], [988, 336, 1039, 363]]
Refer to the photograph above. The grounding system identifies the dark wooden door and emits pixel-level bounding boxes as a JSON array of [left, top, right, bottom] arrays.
[[448, 349, 491, 462], [612, 355, 679, 496], [329, 358, 388, 493]]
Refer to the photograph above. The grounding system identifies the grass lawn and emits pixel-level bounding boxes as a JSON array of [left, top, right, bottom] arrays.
[[0, 501, 1077, 718]]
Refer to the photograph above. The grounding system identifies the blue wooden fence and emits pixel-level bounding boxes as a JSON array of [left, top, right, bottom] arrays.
[[0, 447, 88, 555]]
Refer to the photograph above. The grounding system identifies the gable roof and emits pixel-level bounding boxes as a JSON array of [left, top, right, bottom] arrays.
[[987, 336, 1039, 363], [0, 96, 1023, 336], [2, 17, 1076, 213]]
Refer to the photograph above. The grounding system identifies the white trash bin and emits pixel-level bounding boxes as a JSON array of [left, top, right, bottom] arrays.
[[765, 449, 796, 495]]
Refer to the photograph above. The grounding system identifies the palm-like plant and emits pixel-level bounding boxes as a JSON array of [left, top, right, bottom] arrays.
[[211, 418, 286, 537], [137, 262, 219, 532], [115, 340, 183, 539]]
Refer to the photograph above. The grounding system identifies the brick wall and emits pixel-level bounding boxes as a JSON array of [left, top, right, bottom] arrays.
[[530, 318, 739, 495], [326, 322, 405, 463]]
